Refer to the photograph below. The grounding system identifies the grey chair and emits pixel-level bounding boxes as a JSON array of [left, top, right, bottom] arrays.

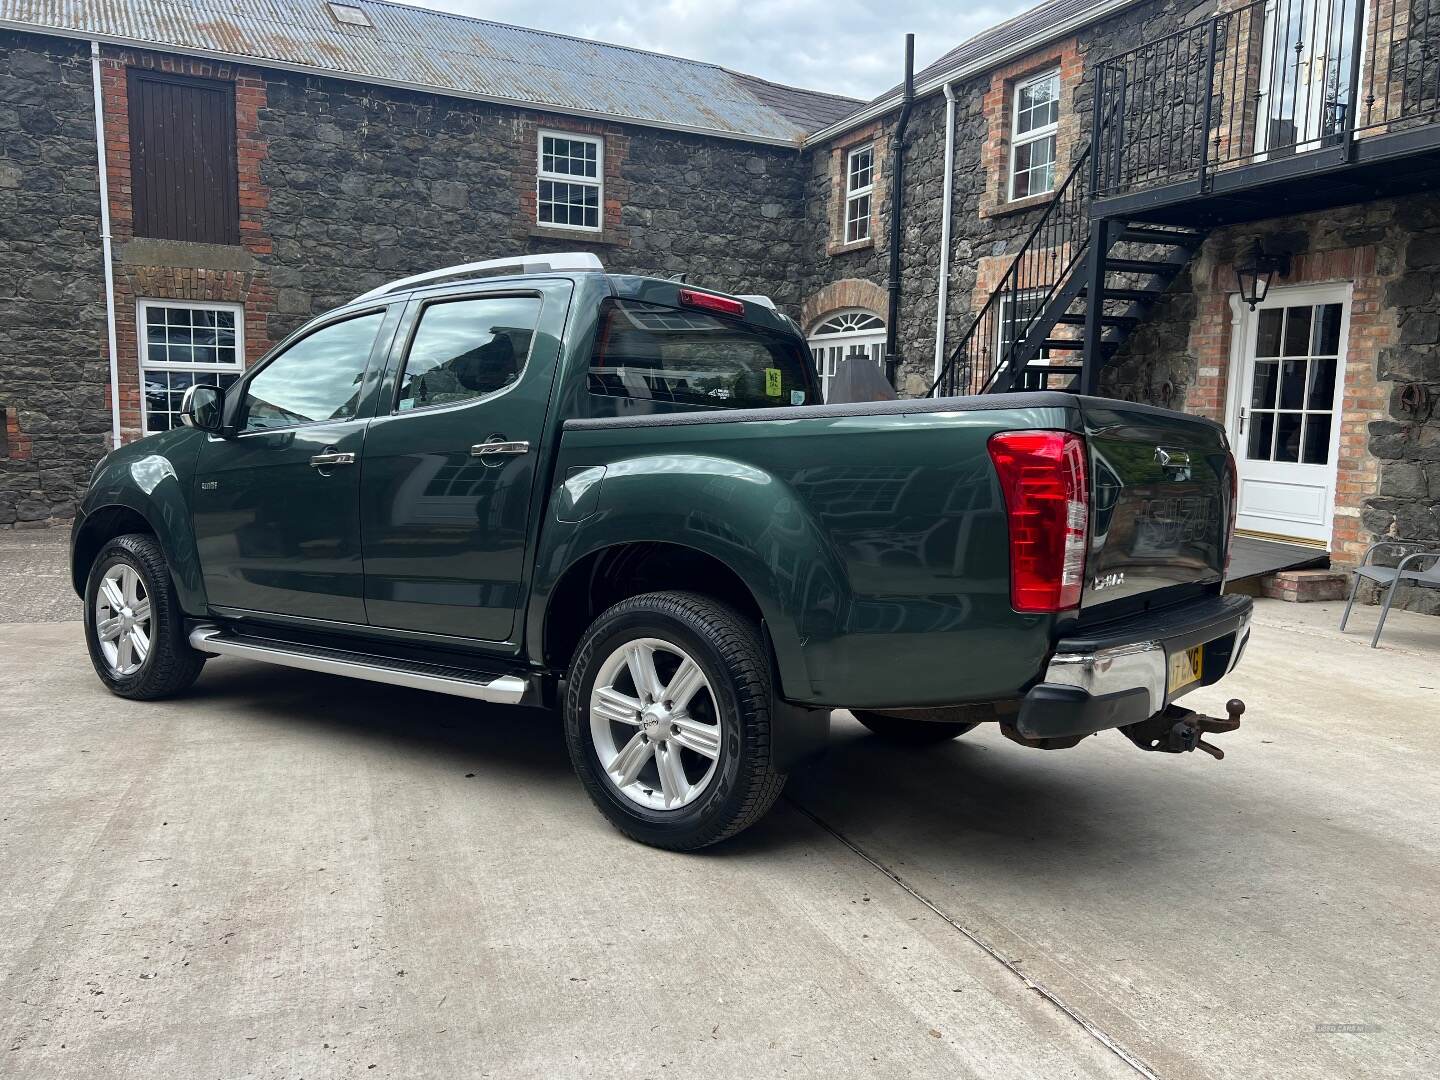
[[1339, 540, 1440, 647]]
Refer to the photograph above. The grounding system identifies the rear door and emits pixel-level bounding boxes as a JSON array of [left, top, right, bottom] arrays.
[[358, 281, 570, 642], [1080, 399, 1232, 611]]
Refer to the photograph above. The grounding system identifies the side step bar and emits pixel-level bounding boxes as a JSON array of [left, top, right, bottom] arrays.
[[188, 626, 530, 705]]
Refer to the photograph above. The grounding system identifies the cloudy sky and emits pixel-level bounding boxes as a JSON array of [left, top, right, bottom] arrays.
[[415, 0, 1034, 101]]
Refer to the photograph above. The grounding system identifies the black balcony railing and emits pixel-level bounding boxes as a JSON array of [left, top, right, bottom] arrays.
[[1094, 0, 1440, 198]]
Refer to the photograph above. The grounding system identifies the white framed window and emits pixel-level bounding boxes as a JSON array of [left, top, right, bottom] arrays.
[[138, 300, 244, 433], [1009, 69, 1060, 200], [537, 130, 603, 231], [844, 144, 874, 244], [807, 309, 886, 401]]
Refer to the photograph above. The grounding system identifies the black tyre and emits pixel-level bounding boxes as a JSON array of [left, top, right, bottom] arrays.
[[83, 533, 206, 700], [851, 709, 977, 744], [564, 591, 786, 850]]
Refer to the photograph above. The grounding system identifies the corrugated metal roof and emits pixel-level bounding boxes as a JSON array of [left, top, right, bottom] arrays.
[[0, 0, 863, 143], [902, 0, 1108, 98]]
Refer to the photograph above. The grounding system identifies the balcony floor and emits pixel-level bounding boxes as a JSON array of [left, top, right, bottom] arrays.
[[1092, 123, 1440, 227]]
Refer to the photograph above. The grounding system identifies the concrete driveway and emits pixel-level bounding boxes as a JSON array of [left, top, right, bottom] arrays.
[[3, 528, 1437, 1079]]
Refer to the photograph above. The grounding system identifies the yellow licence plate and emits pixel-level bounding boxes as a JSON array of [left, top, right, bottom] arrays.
[[1167, 645, 1204, 695]]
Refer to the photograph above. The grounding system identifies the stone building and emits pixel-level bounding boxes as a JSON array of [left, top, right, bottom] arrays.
[[0, 0, 859, 525], [2, 0, 1438, 611]]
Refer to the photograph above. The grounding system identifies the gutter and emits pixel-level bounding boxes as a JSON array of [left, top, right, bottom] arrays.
[[933, 82, 958, 382], [803, 0, 1140, 147], [3, 20, 806, 149], [90, 41, 121, 451], [883, 34, 915, 389]]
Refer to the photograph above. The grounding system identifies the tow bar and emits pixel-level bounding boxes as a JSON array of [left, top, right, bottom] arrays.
[[1121, 698, 1246, 760]]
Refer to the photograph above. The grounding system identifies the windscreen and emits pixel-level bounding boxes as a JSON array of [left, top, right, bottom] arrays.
[[588, 298, 817, 410]]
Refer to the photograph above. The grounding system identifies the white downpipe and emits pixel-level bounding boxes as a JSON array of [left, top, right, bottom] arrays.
[[932, 82, 958, 383], [90, 41, 121, 450]]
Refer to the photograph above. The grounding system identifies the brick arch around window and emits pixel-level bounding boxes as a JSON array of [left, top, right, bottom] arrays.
[[801, 278, 888, 331]]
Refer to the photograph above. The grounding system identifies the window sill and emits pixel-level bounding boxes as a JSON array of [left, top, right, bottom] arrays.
[[983, 191, 1056, 219], [528, 224, 626, 248], [827, 237, 878, 257]]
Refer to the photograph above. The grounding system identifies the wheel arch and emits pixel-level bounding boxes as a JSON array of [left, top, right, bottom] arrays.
[[71, 498, 208, 615], [540, 541, 771, 677]]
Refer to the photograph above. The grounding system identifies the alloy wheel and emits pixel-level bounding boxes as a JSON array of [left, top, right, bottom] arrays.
[[94, 563, 152, 676], [589, 637, 722, 811]]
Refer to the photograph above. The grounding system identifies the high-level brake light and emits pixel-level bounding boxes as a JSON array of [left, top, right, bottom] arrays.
[[987, 430, 1089, 613], [678, 289, 745, 317]]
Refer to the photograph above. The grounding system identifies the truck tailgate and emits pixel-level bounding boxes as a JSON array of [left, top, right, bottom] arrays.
[[1079, 398, 1232, 611]]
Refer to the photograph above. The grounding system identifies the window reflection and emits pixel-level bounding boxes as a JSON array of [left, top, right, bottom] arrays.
[[242, 312, 384, 432], [397, 296, 540, 411]]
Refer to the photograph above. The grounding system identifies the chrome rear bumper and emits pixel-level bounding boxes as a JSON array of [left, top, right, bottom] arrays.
[[1016, 594, 1252, 740]]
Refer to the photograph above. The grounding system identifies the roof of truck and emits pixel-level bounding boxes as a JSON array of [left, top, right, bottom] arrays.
[[0, 0, 862, 144]]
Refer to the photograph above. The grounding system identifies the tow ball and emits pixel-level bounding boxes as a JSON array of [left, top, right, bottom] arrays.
[[1121, 699, 1246, 760]]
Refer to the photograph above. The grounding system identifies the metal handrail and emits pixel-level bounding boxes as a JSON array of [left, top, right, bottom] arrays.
[[928, 143, 1094, 397], [1092, 0, 1440, 199]]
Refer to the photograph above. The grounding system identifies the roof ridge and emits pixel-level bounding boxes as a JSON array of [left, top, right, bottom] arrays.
[[725, 68, 865, 107]]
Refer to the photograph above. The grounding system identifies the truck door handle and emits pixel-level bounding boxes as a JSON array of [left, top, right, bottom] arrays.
[[470, 440, 530, 458], [309, 451, 356, 468]]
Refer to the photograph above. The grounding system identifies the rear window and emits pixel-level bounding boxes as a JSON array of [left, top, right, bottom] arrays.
[[588, 298, 816, 410]]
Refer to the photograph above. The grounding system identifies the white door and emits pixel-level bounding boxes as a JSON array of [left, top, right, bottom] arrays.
[[1255, 0, 1359, 157], [1228, 285, 1349, 545]]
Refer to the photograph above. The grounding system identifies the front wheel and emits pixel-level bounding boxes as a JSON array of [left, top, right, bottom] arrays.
[[83, 533, 206, 700], [564, 592, 786, 850]]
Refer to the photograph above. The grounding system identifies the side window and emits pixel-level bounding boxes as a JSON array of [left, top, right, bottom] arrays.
[[241, 311, 385, 432], [396, 296, 541, 412]]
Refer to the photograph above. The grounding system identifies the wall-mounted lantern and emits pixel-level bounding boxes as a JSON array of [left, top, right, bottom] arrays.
[[1234, 240, 1291, 310]]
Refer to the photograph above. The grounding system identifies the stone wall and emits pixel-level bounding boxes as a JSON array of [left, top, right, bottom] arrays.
[[0, 32, 108, 525], [256, 73, 809, 344]]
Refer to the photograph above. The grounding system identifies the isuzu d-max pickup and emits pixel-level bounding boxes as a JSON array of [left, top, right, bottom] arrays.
[[72, 253, 1251, 849]]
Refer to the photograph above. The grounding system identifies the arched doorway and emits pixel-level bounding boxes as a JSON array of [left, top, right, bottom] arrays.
[[806, 310, 886, 402]]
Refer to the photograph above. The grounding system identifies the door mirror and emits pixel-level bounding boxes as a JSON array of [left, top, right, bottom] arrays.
[[180, 384, 225, 433]]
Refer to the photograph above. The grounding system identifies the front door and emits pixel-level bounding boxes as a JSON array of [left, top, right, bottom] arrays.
[[193, 308, 391, 623], [1229, 285, 1349, 545], [359, 284, 567, 642]]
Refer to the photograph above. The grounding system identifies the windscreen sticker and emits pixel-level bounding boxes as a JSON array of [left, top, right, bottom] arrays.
[[764, 368, 783, 397], [790, 390, 806, 405]]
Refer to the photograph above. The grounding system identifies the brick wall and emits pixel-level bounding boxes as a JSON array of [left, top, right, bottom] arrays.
[[97, 45, 277, 440]]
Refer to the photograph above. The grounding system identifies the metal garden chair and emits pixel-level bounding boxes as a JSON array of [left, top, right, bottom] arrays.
[[1339, 540, 1440, 647]]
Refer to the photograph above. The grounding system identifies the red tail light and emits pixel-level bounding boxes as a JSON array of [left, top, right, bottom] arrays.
[[678, 289, 745, 317], [987, 431, 1089, 613], [1224, 450, 1239, 574]]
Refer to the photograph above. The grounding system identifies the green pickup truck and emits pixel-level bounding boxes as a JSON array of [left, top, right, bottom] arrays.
[[72, 254, 1251, 849]]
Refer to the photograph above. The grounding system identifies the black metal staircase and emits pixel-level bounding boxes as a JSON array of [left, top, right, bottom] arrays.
[[928, 141, 1205, 399]]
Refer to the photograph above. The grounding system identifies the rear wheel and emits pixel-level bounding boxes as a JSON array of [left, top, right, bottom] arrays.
[[851, 710, 977, 744], [564, 591, 786, 850], [83, 533, 206, 700]]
